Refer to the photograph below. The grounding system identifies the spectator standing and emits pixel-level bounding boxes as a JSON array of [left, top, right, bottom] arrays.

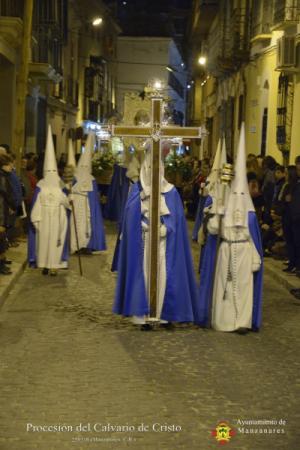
[[262, 155, 276, 220], [289, 157, 300, 277], [281, 165, 298, 272], [0, 154, 17, 274]]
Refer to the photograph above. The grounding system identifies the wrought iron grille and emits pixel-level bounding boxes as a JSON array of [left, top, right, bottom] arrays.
[[0, 0, 23, 17], [273, 0, 300, 24]]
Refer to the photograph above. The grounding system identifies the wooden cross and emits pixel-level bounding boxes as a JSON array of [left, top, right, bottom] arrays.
[[111, 95, 202, 319]]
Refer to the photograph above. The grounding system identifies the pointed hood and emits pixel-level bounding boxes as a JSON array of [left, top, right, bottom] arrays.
[[140, 149, 172, 197], [206, 139, 222, 195], [224, 123, 255, 229], [42, 125, 60, 187], [74, 133, 94, 191], [126, 153, 140, 182], [206, 138, 227, 214], [220, 137, 227, 168], [67, 139, 76, 168]]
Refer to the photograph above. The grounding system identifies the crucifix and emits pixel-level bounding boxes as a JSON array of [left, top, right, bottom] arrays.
[[111, 93, 202, 320]]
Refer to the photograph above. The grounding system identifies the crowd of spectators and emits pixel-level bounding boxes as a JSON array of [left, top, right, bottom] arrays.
[[246, 153, 300, 280], [247, 153, 300, 299], [0, 145, 38, 276], [182, 149, 300, 298]]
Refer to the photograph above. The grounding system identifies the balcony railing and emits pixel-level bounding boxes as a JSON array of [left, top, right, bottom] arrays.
[[32, 29, 63, 74], [207, 4, 249, 75], [251, 0, 273, 38], [228, 6, 250, 56], [273, 0, 300, 25], [251, 20, 272, 37], [0, 0, 23, 17]]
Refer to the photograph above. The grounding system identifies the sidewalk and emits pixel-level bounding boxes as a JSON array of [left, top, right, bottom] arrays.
[[0, 240, 27, 309], [264, 257, 300, 291]]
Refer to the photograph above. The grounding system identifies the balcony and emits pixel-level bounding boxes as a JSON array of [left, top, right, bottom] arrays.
[[207, 6, 249, 76], [250, 21, 272, 45], [0, 15, 23, 48], [29, 62, 63, 83], [272, 0, 300, 30], [228, 7, 250, 60], [189, 0, 219, 40]]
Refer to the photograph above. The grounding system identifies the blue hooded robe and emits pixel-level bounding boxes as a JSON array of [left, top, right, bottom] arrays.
[[198, 210, 263, 330], [111, 181, 132, 272], [86, 179, 106, 251], [105, 164, 129, 222], [113, 182, 200, 323]]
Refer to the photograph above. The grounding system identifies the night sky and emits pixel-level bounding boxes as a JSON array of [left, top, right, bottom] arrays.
[[103, 0, 192, 42]]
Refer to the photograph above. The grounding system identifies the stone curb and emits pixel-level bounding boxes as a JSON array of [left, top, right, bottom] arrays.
[[264, 259, 300, 293]]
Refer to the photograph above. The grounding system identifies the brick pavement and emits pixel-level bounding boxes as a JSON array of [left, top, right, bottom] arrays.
[[0, 222, 299, 450]]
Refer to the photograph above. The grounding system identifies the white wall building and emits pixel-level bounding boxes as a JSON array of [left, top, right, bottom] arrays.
[[117, 36, 187, 123]]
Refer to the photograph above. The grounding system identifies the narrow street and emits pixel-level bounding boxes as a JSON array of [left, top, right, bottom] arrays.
[[0, 222, 299, 450]]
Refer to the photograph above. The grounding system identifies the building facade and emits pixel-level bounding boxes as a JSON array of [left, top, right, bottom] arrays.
[[0, 1, 24, 149], [116, 36, 187, 124], [0, 0, 120, 157], [187, 0, 300, 165]]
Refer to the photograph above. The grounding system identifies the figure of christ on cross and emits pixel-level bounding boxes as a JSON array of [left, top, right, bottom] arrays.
[[111, 95, 202, 320]]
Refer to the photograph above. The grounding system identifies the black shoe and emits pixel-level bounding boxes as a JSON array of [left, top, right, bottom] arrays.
[[82, 248, 92, 255], [140, 324, 153, 331], [290, 288, 300, 294], [282, 266, 296, 273], [235, 327, 249, 335], [160, 322, 174, 330], [76, 248, 92, 255], [0, 264, 12, 275], [3, 259, 12, 265], [42, 268, 49, 275], [291, 289, 300, 299]]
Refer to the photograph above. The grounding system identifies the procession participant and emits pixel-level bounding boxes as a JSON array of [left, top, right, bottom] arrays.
[[28, 125, 70, 276]]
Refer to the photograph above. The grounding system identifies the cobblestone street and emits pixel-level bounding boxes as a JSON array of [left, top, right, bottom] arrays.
[[0, 222, 299, 450]]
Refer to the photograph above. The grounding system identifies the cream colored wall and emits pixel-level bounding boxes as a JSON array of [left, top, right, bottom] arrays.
[[244, 47, 283, 162], [290, 74, 300, 164], [193, 79, 202, 123]]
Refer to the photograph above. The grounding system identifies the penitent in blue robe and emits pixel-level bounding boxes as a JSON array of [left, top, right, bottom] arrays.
[[198, 210, 263, 330], [105, 164, 129, 222], [110, 181, 132, 272], [28, 187, 69, 267], [113, 182, 200, 323], [86, 180, 106, 251]]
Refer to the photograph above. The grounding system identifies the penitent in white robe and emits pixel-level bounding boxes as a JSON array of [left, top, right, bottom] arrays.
[[211, 225, 261, 332], [31, 185, 70, 269]]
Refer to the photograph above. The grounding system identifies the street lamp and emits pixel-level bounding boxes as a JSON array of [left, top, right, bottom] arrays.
[[153, 80, 163, 90], [198, 56, 207, 66], [92, 17, 103, 26]]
